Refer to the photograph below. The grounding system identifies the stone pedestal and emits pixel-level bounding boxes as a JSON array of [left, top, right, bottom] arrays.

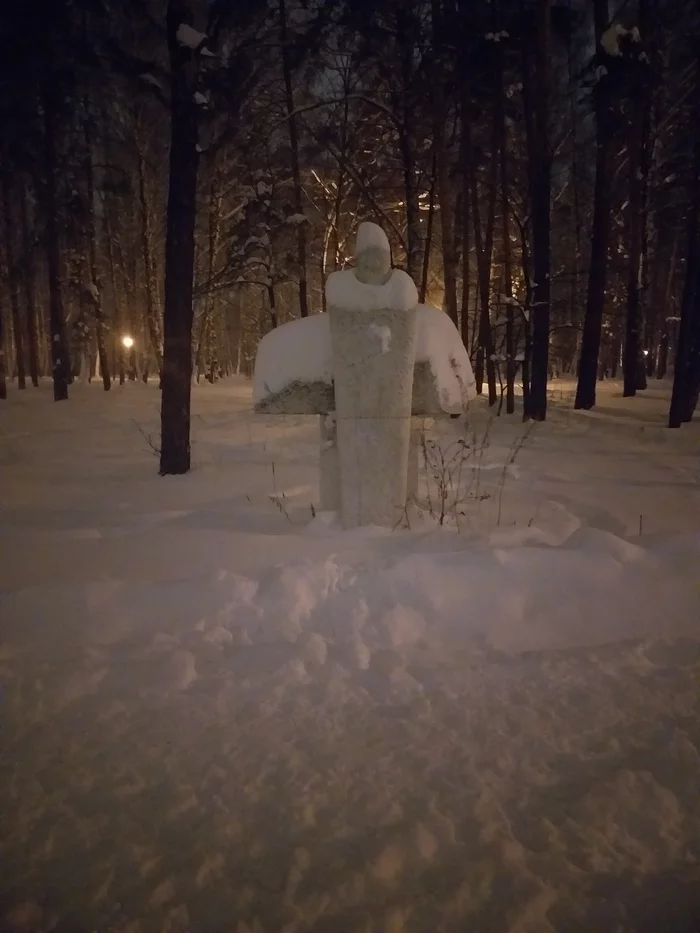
[[407, 416, 434, 503], [329, 305, 417, 528], [319, 414, 340, 512]]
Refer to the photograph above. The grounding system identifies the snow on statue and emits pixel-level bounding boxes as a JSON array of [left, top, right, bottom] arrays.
[[253, 222, 477, 528]]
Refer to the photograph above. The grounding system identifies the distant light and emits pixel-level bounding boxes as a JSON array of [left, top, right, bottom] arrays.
[[643, 349, 649, 357], [122, 335, 134, 349]]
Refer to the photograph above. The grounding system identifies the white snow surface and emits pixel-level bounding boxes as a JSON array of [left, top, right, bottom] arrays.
[[356, 220, 390, 254], [254, 305, 474, 410], [326, 268, 418, 313], [415, 303, 476, 407], [253, 313, 332, 402], [1, 378, 700, 932]]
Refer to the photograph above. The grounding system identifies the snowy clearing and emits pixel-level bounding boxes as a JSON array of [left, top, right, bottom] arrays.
[[1, 378, 700, 933]]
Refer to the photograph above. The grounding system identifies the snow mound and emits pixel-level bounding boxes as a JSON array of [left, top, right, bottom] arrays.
[[326, 268, 418, 313], [4, 531, 698, 678]]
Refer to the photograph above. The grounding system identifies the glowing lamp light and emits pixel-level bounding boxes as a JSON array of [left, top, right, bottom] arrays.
[[122, 335, 134, 349], [643, 349, 649, 357]]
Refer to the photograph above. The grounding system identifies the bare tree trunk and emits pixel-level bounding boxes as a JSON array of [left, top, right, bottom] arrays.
[[137, 147, 164, 376], [227, 289, 243, 374], [280, 0, 309, 318], [567, 15, 583, 329], [266, 283, 278, 331], [655, 236, 676, 379], [575, 0, 613, 410], [41, 69, 70, 401], [0, 297, 5, 398], [104, 208, 126, 384], [669, 55, 700, 428], [466, 117, 497, 404], [205, 180, 222, 381], [110, 200, 138, 380], [320, 225, 330, 313], [160, 0, 201, 475], [329, 91, 349, 277], [194, 179, 222, 380], [399, 125, 422, 281], [493, 3, 516, 414], [645, 220, 662, 377], [669, 206, 700, 426], [431, 0, 458, 326], [460, 100, 471, 350], [20, 177, 40, 386], [623, 5, 651, 397], [500, 130, 515, 415], [515, 211, 533, 419], [2, 180, 26, 389], [420, 147, 437, 303], [657, 330, 669, 379], [526, 0, 552, 421], [395, 9, 422, 281], [83, 100, 110, 391]]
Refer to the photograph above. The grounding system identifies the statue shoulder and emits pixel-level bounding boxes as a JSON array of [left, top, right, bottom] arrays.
[[388, 269, 419, 310]]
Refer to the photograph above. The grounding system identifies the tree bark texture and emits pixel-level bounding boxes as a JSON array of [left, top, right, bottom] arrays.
[[137, 149, 164, 376], [2, 180, 26, 389], [0, 282, 6, 398], [623, 4, 651, 397], [431, 0, 458, 326], [396, 8, 422, 282], [41, 71, 70, 401], [280, 0, 309, 318], [669, 54, 700, 428], [160, 0, 201, 474], [527, 0, 552, 421], [467, 117, 498, 405], [83, 102, 111, 391], [494, 8, 516, 414], [575, 0, 613, 410]]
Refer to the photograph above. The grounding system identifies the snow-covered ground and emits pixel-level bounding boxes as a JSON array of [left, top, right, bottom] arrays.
[[1, 377, 699, 933]]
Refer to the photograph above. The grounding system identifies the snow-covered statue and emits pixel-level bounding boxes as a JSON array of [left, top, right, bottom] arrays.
[[326, 223, 419, 528], [253, 222, 477, 529]]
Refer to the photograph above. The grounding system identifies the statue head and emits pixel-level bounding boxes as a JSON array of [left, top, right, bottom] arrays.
[[354, 222, 391, 285]]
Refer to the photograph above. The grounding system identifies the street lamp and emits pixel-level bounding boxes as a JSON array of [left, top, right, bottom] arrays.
[[122, 335, 134, 349]]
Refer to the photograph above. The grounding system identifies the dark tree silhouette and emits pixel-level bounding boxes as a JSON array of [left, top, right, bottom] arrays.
[[575, 0, 613, 411], [159, 1, 203, 475]]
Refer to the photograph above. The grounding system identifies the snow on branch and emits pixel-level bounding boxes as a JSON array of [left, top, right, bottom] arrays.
[[141, 73, 165, 90], [177, 23, 210, 52], [600, 23, 642, 58]]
